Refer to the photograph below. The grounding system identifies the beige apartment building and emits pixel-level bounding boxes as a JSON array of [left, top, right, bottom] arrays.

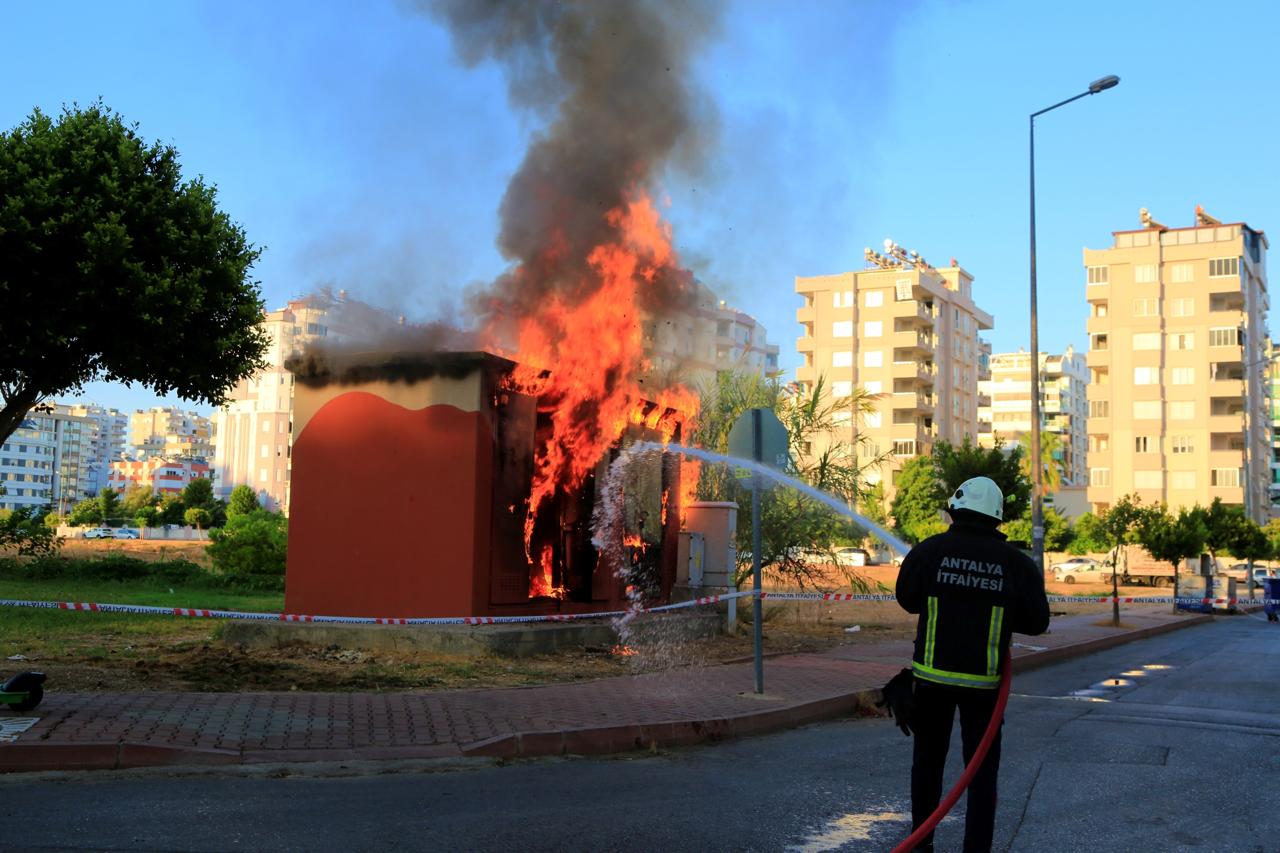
[[648, 281, 781, 390], [977, 347, 1089, 488], [795, 242, 993, 493], [210, 296, 332, 512], [1084, 208, 1270, 522], [128, 407, 213, 461]]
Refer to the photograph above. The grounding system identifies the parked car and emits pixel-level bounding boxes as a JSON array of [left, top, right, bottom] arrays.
[[1051, 557, 1110, 585], [834, 547, 870, 567], [112, 528, 139, 540], [82, 527, 115, 540]]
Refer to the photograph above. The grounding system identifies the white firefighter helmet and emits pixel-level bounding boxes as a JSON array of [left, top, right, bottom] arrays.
[[947, 476, 1004, 521]]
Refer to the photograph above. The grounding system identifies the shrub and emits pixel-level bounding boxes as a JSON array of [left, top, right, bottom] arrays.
[[0, 554, 209, 586], [208, 509, 287, 591], [0, 506, 62, 557]]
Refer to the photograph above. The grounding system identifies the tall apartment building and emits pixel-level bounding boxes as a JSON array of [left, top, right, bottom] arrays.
[[56, 404, 128, 495], [128, 407, 213, 461], [211, 296, 332, 512], [1084, 207, 1270, 521], [1269, 345, 1280, 511], [977, 347, 1089, 488], [0, 418, 55, 512], [648, 281, 781, 390], [795, 242, 993, 492]]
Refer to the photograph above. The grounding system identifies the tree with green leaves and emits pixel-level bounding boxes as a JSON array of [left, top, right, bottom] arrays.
[[1003, 506, 1073, 551], [134, 506, 160, 529], [691, 372, 887, 589], [890, 455, 947, 545], [1263, 518, 1280, 560], [181, 478, 216, 512], [208, 509, 288, 591], [934, 436, 1030, 522], [0, 505, 61, 557], [158, 495, 186, 526], [1067, 512, 1109, 555], [120, 484, 157, 519], [97, 488, 122, 527], [1015, 430, 1063, 497], [1099, 495, 1147, 625], [183, 507, 212, 531], [1229, 518, 1271, 599], [227, 485, 260, 520], [67, 498, 102, 527], [1201, 498, 1243, 563], [0, 102, 269, 446], [1138, 505, 1206, 609]]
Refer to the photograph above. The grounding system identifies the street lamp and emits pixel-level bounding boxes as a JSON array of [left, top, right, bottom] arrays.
[[1029, 75, 1120, 573]]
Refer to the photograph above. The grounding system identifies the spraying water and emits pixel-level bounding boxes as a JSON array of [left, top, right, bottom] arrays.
[[593, 441, 911, 663]]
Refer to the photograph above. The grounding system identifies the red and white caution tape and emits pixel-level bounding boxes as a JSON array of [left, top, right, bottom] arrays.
[[0, 591, 756, 626], [0, 590, 1272, 626]]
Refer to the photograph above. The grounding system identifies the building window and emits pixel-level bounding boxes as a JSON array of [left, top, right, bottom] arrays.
[[1170, 471, 1195, 490], [864, 411, 882, 429], [259, 467, 269, 482], [1132, 332, 1161, 350], [1169, 401, 1195, 420], [1087, 266, 1109, 284], [832, 381, 854, 399], [863, 350, 883, 368], [1209, 327, 1241, 347], [1090, 468, 1111, 487], [864, 290, 883, 308], [1134, 470, 1163, 490], [892, 440, 917, 457], [1170, 297, 1194, 317], [832, 321, 853, 338], [1088, 400, 1110, 418], [864, 380, 882, 394], [832, 351, 853, 367], [1171, 263, 1194, 283], [1133, 367, 1158, 385], [261, 421, 270, 433], [1211, 468, 1241, 487], [1089, 435, 1110, 452], [1132, 297, 1160, 317], [1170, 332, 1195, 350], [1134, 436, 1154, 453], [894, 280, 913, 301], [1170, 367, 1195, 385], [1208, 257, 1239, 277], [863, 321, 883, 338], [1134, 265, 1157, 283], [833, 291, 855, 308], [1133, 401, 1161, 420], [1171, 435, 1194, 454]]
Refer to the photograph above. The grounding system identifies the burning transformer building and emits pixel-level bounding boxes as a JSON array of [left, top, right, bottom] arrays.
[[284, 349, 688, 619]]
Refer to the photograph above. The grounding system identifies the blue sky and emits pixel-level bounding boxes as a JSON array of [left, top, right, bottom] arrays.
[[7, 0, 1279, 414]]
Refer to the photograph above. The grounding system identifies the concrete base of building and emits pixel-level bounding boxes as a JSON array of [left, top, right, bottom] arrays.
[[220, 612, 723, 658]]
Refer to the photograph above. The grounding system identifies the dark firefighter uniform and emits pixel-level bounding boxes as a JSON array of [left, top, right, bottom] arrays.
[[896, 513, 1050, 853]]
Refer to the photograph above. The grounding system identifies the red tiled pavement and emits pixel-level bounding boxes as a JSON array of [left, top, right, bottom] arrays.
[[0, 607, 1219, 772]]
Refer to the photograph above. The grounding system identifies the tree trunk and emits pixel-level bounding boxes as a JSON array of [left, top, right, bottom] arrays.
[[0, 387, 42, 448], [1111, 545, 1120, 627]]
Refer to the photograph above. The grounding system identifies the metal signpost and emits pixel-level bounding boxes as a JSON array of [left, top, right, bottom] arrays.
[[728, 407, 790, 694]]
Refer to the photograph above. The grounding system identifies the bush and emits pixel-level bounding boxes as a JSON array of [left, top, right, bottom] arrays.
[[0, 554, 208, 586], [208, 509, 287, 591], [0, 506, 62, 557]]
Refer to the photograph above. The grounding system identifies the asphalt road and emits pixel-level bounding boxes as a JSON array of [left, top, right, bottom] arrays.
[[2, 616, 1277, 852]]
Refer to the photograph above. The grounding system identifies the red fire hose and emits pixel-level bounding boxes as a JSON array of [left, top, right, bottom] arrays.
[[889, 651, 1013, 853]]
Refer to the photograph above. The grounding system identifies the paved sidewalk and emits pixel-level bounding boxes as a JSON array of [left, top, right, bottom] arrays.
[[0, 606, 1220, 773]]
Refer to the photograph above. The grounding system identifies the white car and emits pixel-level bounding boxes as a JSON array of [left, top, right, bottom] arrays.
[[1052, 558, 1110, 584], [82, 527, 115, 540], [112, 528, 139, 539]]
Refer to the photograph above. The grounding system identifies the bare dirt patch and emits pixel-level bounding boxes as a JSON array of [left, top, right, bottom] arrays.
[[59, 538, 212, 567]]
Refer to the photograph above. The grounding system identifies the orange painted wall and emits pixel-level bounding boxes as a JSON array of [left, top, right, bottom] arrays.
[[285, 391, 491, 618]]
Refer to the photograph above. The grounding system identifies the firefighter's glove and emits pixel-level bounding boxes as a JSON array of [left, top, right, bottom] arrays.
[[876, 668, 915, 736]]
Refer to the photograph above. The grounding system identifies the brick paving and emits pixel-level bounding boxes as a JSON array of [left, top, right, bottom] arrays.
[[0, 607, 1216, 772]]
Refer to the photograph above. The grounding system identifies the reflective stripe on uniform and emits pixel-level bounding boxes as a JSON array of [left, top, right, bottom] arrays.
[[924, 596, 938, 667], [986, 605, 1004, 677], [912, 661, 1001, 688]]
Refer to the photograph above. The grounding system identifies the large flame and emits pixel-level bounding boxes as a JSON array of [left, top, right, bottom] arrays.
[[504, 191, 696, 562]]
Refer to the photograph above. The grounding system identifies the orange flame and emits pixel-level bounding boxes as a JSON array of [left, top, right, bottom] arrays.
[[610, 644, 639, 657], [504, 192, 695, 558], [529, 544, 555, 598]]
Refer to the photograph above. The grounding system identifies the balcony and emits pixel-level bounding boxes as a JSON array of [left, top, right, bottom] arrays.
[[892, 330, 935, 356], [796, 305, 815, 324], [891, 299, 935, 326], [797, 337, 814, 353], [1208, 380, 1245, 400], [891, 361, 935, 384], [891, 392, 935, 415], [1206, 274, 1244, 294], [1085, 316, 1110, 334], [1208, 414, 1243, 433]]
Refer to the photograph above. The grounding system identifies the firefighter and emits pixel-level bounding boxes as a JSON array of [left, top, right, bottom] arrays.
[[895, 476, 1050, 853]]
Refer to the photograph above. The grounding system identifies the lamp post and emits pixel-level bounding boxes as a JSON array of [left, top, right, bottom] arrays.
[[1029, 74, 1120, 573]]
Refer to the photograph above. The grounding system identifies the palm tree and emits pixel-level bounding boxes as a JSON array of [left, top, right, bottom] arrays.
[[1016, 430, 1063, 497]]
